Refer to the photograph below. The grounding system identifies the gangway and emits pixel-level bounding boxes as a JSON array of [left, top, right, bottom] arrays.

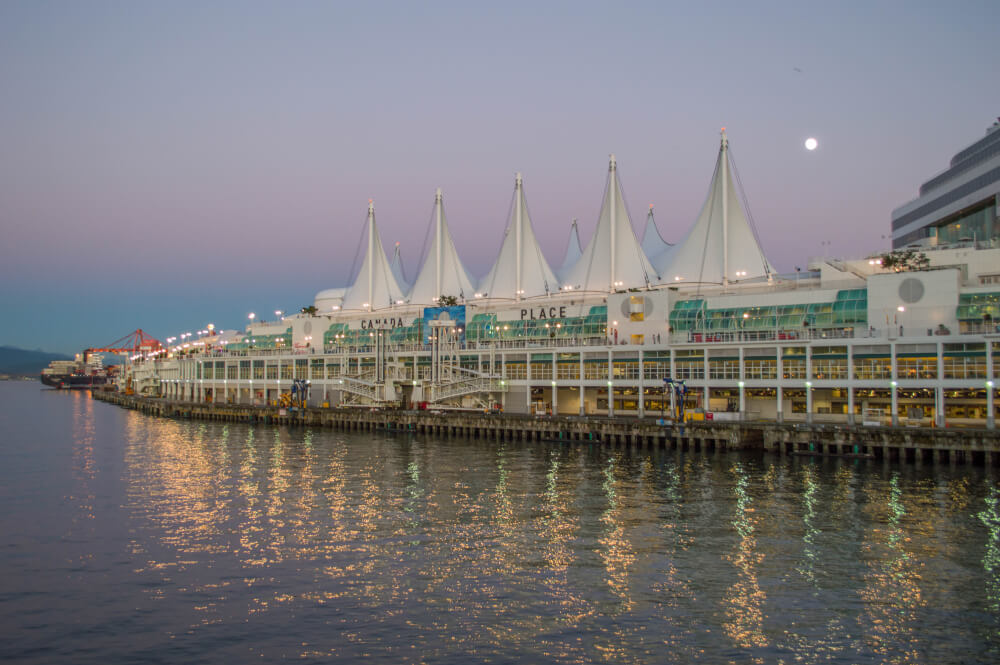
[[330, 322, 506, 408]]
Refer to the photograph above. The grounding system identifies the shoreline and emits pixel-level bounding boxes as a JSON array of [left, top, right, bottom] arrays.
[[92, 390, 1000, 466]]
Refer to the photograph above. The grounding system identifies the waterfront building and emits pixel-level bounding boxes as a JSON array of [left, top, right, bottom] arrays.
[[891, 119, 1000, 252], [130, 129, 1000, 429]]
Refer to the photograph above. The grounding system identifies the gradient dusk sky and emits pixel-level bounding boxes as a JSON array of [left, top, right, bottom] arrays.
[[1, 0, 998, 354]]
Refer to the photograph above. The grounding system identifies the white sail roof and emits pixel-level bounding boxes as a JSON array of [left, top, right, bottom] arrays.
[[557, 219, 583, 281], [389, 241, 409, 292], [408, 189, 476, 305], [314, 287, 347, 312], [477, 173, 558, 300], [561, 156, 659, 292], [341, 201, 407, 311], [641, 205, 671, 259], [654, 131, 773, 285]]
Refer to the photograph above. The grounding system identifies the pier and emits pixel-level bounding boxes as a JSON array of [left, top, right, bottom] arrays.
[[93, 391, 1000, 465]]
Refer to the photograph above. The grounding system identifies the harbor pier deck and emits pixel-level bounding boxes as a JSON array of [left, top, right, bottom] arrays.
[[93, 391, 1000, 466]]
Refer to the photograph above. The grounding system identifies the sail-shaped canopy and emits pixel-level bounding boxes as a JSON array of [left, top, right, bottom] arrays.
[[641, 205, 671, 259], [314, 287, 347, 312], [477, 173, 558, 300], [341, 201, 406, 311], [561, 156, 659, 292], [557, 219, 582, 282], [654, 131, 773, 284], [408, 189, 476, 305], [389, 241, 409, 292]]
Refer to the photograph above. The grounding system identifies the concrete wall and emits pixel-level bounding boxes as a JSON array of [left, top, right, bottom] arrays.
[[866, 269, 960, 335], [505, 386, 529, 414], [556, 387, 581, 415]]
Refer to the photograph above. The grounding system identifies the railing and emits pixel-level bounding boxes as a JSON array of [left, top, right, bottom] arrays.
[[961, 322, 1000, 335], [670, 327, 860, 345], [336, 376, 379, 401], [433, 377, 506, 402]]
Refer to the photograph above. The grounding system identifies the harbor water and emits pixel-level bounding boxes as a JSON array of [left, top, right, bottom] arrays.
[[2, 381, 999, 663]]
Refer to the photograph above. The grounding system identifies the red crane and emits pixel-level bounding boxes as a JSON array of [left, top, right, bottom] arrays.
[[85, 329, 163, 361]]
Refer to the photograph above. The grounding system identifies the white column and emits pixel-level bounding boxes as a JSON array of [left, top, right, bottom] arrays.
[[703, 354, 710, 411], [552, 349, 557, 415], [738, 348, 745, 418], [500, 350, 507, 412], [638, 350, 645, 418], [805, 348, 813, 423], [525, 357, 531, 412], [607, 348, 614, 417], [936, 342, 946, 427], [987, 345, 995, 430], [891, 341, 899, 426], [847, 345, 855, 425], [891, 381, 899, 426], [987, 382, 995, 430]]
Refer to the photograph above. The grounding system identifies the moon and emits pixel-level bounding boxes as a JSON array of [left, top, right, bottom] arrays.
[[805, 137, 818, 151]]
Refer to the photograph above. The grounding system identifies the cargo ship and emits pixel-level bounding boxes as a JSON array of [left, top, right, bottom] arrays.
[[40, 352, 111, 389]]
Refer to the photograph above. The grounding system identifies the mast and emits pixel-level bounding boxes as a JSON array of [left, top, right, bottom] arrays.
[[435, 188, 442, 301], [721, 128, 729, 288], [367, 199, 374, 310], [515, 173, 522, 302], [609, 154, 617, 292]]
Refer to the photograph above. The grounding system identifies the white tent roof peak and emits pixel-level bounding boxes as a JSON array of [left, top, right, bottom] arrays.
[[641, 204, 671, 259], [478, 172, 558, 301], [407, 188, 476, 305], [561, 155, 659, 292], [557, 218, 583, 281], [341, 200, 406, 312], [654, 129, 774, 285], [389, 241, 409, 291]]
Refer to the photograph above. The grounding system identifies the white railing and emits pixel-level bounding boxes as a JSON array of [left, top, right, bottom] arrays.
[[433, 377, 505, 402]]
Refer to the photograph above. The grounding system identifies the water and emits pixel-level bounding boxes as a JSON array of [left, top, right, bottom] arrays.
[[1, 382, 999, 664]]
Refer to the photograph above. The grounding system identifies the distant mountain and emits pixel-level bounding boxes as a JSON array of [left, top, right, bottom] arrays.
[[0, 346, 73, 376]]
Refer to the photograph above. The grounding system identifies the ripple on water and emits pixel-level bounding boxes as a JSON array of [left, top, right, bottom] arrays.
[[0, 384, 998, 664]]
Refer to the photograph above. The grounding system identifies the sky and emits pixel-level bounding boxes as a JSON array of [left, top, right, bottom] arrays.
[[1, 0, 998, 354]]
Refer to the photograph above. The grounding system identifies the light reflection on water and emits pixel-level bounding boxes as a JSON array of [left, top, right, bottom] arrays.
[[1, 384, 999, 664]]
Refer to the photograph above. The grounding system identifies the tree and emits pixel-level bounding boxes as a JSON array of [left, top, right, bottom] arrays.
[[877, 249, 930, 272], [438, 295, 459, 307], [300, 305, 318, 315]]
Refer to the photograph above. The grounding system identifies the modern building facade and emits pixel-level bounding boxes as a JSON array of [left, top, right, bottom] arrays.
[[892, 119, 1000, 251]]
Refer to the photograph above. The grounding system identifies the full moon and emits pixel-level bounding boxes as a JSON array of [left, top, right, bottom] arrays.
[[805, 137, 818, 151]]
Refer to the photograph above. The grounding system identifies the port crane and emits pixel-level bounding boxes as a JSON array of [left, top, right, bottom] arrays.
[[84, 329, 163, 361]]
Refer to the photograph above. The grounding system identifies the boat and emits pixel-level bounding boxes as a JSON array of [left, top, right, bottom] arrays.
[[40, 352, 111, 389]]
